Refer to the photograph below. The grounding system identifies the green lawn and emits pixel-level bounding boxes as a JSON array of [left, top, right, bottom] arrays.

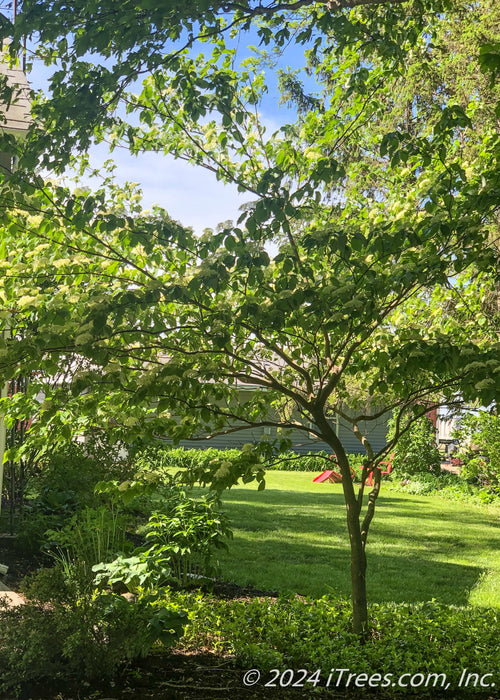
[[216, 471, 500, 607]]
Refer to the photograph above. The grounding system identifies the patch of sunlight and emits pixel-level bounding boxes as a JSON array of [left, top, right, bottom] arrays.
[[468, 570, 500, 608]]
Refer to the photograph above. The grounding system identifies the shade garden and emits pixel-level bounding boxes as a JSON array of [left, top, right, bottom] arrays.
[[0, 0, 499, 696], [1, 445, 499, 699]]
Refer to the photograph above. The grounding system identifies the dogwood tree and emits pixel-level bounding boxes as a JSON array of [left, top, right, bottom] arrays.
[[0, 0, 499, 632]]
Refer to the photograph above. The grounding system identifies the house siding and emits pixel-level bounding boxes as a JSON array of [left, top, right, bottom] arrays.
[[178, 411, 389, 455], [0, 57, 32, 135]]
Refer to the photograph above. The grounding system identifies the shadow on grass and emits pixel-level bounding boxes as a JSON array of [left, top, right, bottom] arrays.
[[219, 531, 482, 604], [219, 488, 492, 605], [225, 487, 500, 529]]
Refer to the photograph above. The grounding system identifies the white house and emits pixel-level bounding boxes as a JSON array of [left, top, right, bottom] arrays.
[[0, 46, 31, 517]]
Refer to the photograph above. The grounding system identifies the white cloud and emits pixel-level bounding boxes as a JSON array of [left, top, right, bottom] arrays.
[[96, 113, 285, 233], [108, 149, 250, 234], [27, 52, 290, 235]]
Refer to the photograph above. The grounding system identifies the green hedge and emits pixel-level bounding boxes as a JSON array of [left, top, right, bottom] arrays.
[[264, 450, 366, 473], [135, 445, 368, 476], [135, 447, 499, 502], [134, 446, 243, 474]]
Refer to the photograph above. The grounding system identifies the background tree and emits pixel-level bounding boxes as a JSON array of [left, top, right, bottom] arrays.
[[0, 0, 499, 633], [387, 411, 441, 477]]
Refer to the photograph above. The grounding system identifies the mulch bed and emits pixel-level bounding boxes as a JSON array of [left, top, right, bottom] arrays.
[[9, 652, 316, 700], [0, 534, 49, 591]]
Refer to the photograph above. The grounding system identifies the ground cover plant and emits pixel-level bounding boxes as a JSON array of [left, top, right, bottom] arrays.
[[180, 594, 500, 697]]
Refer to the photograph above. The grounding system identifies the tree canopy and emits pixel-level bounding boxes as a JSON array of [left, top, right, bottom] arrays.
[[0, 0, 499, 632]]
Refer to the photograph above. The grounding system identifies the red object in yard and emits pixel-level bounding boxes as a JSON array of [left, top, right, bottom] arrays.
[[367, 453, 395, 487], [313, 465, 355, 484], [313, 469, 343, 483]]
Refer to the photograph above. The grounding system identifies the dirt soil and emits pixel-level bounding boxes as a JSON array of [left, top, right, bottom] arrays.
[[0, 534, 48, 591]]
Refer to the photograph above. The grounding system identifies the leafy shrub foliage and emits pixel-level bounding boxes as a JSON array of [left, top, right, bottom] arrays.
[[27, 439, 133, 507], [181, 594, 500, 695], [17, 442, 134, 550], [135, 444, 266, 492], [135, 444, 367, 478], [94, 485, 232, 590], [144, 487, 232, 584], [388, 412, 441, 476], [454, 412, 500, 493], [0, 573, 188, 694], [389, 471, 498, 504]]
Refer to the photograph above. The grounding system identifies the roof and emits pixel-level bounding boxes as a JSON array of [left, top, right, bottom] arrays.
[[0, 48, 31, 135]]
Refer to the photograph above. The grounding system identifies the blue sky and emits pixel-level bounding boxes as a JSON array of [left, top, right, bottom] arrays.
[[23, 25, 305, 235]]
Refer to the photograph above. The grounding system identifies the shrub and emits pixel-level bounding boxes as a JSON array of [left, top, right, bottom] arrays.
[[388, 411, 441, 476], [389, 471, 498, 504], [26, 441, 133, 507], [0, 574, 188, 695], [94, 486, 232, 590], [144, 487, 232, 584], [93, 551, 172, 592], [17, 442, 134, 550], [454, 412, 500, 493]]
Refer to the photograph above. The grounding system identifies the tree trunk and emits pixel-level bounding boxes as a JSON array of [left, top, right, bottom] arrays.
[[348, 505, 368, 635], [312, 411, 368, 634], [340, 448, 368, 635]]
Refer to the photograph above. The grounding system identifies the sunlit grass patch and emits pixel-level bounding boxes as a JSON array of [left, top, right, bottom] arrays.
[[217, 471, 500, 607]]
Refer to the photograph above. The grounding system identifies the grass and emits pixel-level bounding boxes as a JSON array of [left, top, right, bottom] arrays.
[[216, 471, 500, 607]]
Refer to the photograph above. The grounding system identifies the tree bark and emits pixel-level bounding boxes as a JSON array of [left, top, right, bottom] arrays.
[[339, 445, 368, 636], [312, 410, 368, 635], [349, 520, 368, 635]]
